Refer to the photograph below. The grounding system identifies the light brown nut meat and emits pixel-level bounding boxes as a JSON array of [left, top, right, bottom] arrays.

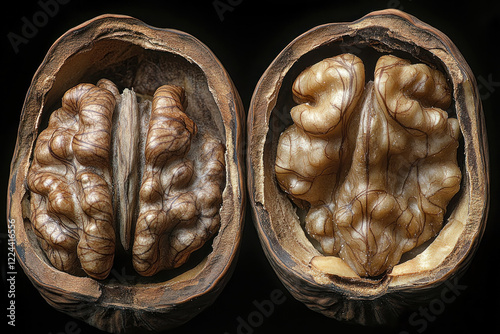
[[27, 80, 226, 280], [27, 83, 116, 280], [132, 85, 226, 276], [275, 54, 461, 277], [275, 54, 365, 207]]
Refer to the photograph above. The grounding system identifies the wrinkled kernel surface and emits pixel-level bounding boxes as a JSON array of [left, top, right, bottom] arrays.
[[133, 85, 226, 276], [275, 54, 461, 277], [27, 79, 225, 279], [27, 82, 116, 280]]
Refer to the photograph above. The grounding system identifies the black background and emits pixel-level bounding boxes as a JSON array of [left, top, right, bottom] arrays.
[[1, 1, 500, 333]]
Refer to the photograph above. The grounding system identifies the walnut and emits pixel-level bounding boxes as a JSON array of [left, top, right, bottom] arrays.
[[8, 15, 244, 333], [248, 9, 488, 325], [26, 80, 226, 280], [275, 54, 461, 277]]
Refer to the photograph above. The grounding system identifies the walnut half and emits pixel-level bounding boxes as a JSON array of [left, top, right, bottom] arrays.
[[275, 54, 461, 277], [248, 9, 488, 325], [8, 14, 244, 333]]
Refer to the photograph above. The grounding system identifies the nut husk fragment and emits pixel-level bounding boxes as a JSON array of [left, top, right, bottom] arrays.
[[8, 14, 245, 333], [247, 9, 488, 324]]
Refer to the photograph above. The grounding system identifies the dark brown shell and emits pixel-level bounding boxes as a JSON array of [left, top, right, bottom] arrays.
[[247, 9, 488, 325], [7, 14, 245, 333]]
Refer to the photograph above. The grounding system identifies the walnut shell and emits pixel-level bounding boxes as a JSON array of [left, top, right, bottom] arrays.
[[7, 14, 245, 333], [247, 9, 488, 324]]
